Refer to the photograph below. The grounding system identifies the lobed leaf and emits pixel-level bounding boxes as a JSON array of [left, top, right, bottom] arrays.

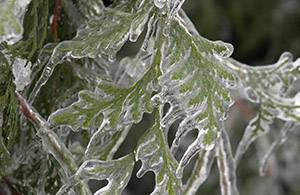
[[159, 15, 236, 153], [55, 0, 155, 59], [50, 47, 162, 132], [135, 109, 182, 195], [76, 153, 135, 195]]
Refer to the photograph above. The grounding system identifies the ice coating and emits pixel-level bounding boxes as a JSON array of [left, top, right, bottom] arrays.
[[85, 124, 131, 160], [156, 15, 236, 175], [183, 148, 216, 195], [245, 87, 259, 103], [28, 1, 155, 103], [28, 44, 69, 104], [259, 121, 296, 176], [217, 128, 239, 195], [0, 0, 31, 44], [12, 58, 32, 91], [76, 154, 134, 194], [234, 114, 272, 165], [154, 0, 166, 9], [14, 92, 90, 194], [135, 109, 182, 195]]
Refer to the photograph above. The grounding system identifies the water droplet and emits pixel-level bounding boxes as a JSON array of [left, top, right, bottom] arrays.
[[129, 31, 139, 42], [245, 87, 259, 103], [108, 53, 116, 62]]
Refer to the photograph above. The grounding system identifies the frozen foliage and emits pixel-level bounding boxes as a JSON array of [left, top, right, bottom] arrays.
[[0, 0, 31, 44], [1, 0, 300, 195], [12, 58, 32, 91]]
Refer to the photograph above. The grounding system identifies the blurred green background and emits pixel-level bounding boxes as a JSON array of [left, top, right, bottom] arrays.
[[183, 0, 300, 65]]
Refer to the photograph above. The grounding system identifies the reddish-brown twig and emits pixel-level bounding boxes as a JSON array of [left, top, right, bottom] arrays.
[[52, 0, 62, 42], [2, 176, 19, 195], [14, 92, 40, 124]]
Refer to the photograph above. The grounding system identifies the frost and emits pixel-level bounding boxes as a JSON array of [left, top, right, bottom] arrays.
[[12, 58, 32, 91]]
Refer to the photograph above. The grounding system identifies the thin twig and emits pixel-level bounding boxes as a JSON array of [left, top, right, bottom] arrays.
[[2, 176, 19, 195]]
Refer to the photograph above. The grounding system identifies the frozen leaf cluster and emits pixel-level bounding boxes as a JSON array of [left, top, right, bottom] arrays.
[[1, 0, 300, 195], [0, 0, 31, 44]]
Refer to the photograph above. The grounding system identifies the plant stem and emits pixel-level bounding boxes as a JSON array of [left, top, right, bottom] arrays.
[[14, 91, 90, 194]]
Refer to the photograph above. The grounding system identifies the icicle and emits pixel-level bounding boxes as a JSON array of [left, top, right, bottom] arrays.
[[176, 142, 203, 179], [129, 9, 151, 43], [259, 121, 296, 176], [142, 14, 158, 51], [183, 148, 216, 195], [28, 44, 69, 104], [217, 128, 239, 195], [167, 0, 185, 24], [85, 122, 131, 160], [12, 57, 32, 91], [234, 115, 270, 165], [175, 125, 216, 179]]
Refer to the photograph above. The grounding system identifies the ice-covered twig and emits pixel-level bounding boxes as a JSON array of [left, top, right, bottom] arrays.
[[183, 148, 216, 195], [217, 128, 239, 195], [259, 121, 296, 176], [14, 92, 90, 194]]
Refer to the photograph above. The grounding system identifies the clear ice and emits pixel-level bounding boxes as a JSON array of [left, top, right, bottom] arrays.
[[12, 58, 32, 91]]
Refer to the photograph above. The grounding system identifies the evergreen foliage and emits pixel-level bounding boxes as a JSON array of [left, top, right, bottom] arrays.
[[0, 0, 300, 194]]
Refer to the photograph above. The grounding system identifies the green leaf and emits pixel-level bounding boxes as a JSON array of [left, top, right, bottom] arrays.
[[225, 52, 300, 122], [135, 109, 182, 195], [55, 0, 155, 59], [50, 47, 162, 132], [0, 0, 29, 44], [0, 65, 19, 176], [160, 16, 236, 148], [11, 0, 48, 63], [76, 153, 135, 194]]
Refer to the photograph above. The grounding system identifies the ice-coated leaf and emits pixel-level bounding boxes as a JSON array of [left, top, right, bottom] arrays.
[[55, 0, 155, 59], [0, 0, 31, 44], [49, 47, 162, 132], [76, 153, 135, 195], [234, 104, 274, 164], [11, 0, 48, 62], [85, 124, 131, 160], [27, 0, 157, 103], [221, 52, 300, 123], [135, 109, 182, 195], [223, 53, 300, 164], [158, 12, 236, 173]]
